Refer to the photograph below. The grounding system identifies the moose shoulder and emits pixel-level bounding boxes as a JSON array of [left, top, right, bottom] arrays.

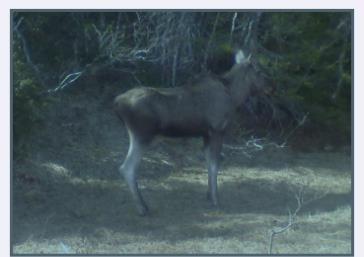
[[114, 50, 270, 216]]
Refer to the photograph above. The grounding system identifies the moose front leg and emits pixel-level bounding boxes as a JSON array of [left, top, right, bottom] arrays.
[[120, 131, 148, 216], [204, 133, 223, 207]]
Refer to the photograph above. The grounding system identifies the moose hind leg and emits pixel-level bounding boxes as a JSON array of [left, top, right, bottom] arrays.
[[120, 132, 148, 216]]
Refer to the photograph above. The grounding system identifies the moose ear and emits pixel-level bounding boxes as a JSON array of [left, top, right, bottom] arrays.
[[235, 50, 245, 64], [235, 50, 251, 64]]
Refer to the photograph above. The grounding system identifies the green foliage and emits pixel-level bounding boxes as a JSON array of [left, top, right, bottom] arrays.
[[257, 12, 351, 145], [12, 11, 352, 155], [13, 44, 51, 159]]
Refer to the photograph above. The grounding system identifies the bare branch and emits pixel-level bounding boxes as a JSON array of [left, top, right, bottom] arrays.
[[279, 112, 309, 144], [331, 48, 346, 100], [203, 13, 220, 68], [14, 17, 24, 31], [171, 46, 179, 87], [230, 12, 238, 43], [223, 136, 286, 159], [268, 190, 303, 254], [244, 20, 254, 47], [14, 18, 46, 88], [48, 71, 83, 93]]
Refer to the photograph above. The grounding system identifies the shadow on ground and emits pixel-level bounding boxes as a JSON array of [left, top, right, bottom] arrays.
[[12, 157, 352, 246]]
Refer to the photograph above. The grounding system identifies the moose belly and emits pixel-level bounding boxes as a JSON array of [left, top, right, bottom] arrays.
[[159, 120, 209, 138]]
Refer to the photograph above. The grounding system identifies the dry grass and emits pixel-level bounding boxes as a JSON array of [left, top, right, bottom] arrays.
[[12, 143, 352, 255]]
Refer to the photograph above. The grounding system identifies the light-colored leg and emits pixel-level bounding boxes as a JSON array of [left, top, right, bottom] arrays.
[[204, 133, 223, 207], [207, 158, 219, 206], [120, 131, 148, 216]]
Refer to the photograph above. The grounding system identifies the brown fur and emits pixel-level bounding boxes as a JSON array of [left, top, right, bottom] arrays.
[[114, 52, 271, 215]]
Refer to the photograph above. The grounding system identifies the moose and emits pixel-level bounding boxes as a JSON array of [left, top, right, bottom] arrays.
[[114, 50, 271, 216]]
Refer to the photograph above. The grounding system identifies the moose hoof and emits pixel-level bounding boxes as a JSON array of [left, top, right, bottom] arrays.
[[211, 201, 220, 209], [206, 192, 219, 208], [136, 204, 149, 217]]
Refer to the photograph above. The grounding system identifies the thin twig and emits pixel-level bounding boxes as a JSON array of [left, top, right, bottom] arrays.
[[223, 136, 286, 159], [268, 192, 303, 254], [230, 12, 238, 43], [203, 13, 220, 67], [14, 18, 46, 88], [280, 112, 308, 144]]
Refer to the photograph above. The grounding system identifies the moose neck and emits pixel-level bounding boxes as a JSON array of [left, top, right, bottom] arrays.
[[223, 63, 252, 108]]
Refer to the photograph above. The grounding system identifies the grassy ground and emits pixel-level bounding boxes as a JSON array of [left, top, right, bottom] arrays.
[[12, 137, 352, 255]]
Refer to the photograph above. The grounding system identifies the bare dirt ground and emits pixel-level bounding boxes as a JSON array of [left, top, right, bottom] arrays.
[[12, 138, 352, 255]]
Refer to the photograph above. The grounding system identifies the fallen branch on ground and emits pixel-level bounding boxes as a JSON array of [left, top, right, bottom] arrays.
[[223, 136, 286, 158], [268, 191, 303, 254]]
